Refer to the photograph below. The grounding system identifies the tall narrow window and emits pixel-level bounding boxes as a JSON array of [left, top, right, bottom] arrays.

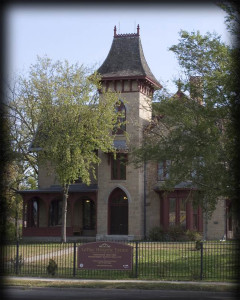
[[193, 206, 199, 230], [49, 199, 62, 226], [169, 198, 176, 226], [179, 198, 187, 228], [82, 199, 96, 230], [169, 197, 187, 229], [111, 153, 127, 180], [157, 160, 171, 180], [29, 198, 39, 227], [114, 100, 126, 135]]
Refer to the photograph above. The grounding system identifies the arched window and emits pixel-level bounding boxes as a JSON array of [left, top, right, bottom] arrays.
[[49, 199, 62, 226], [114, 100, 126, 135], [29, 198, 39, 227]]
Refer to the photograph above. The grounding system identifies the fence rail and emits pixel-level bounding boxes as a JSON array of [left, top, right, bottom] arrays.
[[0, 240, 238, 281]]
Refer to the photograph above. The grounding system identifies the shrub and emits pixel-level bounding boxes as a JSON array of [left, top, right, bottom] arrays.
[[148, 226, 166, 241], [148, 226, 202, 242], [47, 259, 58, 276], [167, 225, 186, 241], [185, 229, 202, 241]]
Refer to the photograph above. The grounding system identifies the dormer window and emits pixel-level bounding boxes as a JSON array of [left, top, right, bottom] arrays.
[[114, 100, 126, 135]]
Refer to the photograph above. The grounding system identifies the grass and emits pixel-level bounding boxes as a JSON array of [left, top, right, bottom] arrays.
[[2, 278, 237, 293], [1, 241, 238, 281]]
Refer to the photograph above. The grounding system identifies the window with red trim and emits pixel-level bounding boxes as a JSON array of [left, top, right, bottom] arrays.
[[169, 197, 187, 228]]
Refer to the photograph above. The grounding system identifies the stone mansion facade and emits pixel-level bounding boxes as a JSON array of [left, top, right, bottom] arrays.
[[19, 26, 233, 241]]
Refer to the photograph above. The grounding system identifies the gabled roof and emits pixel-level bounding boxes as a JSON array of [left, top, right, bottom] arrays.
[[97, 25, 162, 89]]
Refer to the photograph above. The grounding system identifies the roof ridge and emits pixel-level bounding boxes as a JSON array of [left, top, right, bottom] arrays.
[[114, 24, 140, 38]]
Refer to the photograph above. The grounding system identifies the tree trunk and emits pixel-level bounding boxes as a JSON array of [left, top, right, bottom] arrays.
[[61, 184, 69, 243]]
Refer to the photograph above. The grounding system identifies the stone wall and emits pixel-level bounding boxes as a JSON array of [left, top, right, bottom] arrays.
[[204, 199, 226, 240]]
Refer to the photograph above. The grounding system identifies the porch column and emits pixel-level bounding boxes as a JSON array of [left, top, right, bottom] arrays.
[[44, 194, 52, 227], [160, 193, 169, 231], [198, 207, 203, 232], [186, 202, 193, 230]]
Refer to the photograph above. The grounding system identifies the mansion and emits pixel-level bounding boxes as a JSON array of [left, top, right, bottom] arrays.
[[19, 26, 232, 241]]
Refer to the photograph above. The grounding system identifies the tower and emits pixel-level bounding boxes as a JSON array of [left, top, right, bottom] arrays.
[[96, 25, 161, 240]]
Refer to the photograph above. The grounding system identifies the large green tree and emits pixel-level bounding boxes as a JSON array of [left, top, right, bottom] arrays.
[[134, 29, 234, 237], [8, 57, 120, 242]]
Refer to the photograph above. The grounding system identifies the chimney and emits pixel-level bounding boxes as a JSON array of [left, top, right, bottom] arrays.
[[190, 76, 203, 105]]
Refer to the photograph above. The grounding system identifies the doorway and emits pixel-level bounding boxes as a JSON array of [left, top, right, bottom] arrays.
[[108, 188, 128, 235]]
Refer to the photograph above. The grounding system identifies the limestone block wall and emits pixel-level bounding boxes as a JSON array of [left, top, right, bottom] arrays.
[[204, 199, 226, 240], [38, 161, 98, 189], [97, 82, 153, 239], [97, 149, 145, 239], [38, 161, 57, 189], [145, 161, 160, 235]]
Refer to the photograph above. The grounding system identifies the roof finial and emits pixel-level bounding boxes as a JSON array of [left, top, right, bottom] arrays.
[[137, 24, 140, 36], [177, 78, 183, 92], [114, 25, 117, 37]]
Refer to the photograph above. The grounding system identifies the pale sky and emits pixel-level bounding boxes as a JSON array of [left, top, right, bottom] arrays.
[[5, 2, 231, 93]]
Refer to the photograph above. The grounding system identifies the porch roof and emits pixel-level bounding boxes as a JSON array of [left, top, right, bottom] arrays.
[[154, 181, 198, 192], [18, 184, 98, 194]]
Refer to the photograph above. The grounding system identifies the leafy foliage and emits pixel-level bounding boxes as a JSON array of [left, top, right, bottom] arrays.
[[134, 30, 234, 216], [8, 56, 120, 242], [47, 259, 58, 276], [32, 57, 119, 186]]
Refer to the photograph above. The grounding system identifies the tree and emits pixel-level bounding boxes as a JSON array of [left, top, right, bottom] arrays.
[[9, 56, 120, 242], [218, 0, 240, 236], [3, 78, 39, 240], [133, 30, 234, 237]]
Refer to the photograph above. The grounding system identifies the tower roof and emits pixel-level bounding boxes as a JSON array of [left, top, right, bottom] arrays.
[[97, 25, 162, 89]]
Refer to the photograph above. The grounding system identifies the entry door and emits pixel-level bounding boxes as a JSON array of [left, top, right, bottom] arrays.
[[109, 188, 128, 235]]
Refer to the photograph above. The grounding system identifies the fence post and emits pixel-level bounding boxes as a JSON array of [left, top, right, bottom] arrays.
[[73, 241, 76, 277], [16, 240, 19, 275], [200, 242, 203, 280], [135, 241, 138, 278]]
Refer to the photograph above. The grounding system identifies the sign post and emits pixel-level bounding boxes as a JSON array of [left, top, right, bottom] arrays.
[[77, 241, 133, 270]]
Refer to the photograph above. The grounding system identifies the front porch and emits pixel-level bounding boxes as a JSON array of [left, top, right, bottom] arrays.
[[19, 185, 97, 240]]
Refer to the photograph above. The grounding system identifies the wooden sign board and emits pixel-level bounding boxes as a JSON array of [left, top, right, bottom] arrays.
[[77, 241, 133, 270]]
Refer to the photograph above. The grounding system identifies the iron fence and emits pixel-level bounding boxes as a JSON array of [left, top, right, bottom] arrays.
[[0, 240, 238, 281]]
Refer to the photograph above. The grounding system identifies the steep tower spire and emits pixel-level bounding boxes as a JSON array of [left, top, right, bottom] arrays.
[[98, 25, 162, 95]]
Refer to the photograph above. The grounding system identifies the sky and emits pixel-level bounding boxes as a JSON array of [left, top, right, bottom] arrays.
[[5, 2, 232, 93]]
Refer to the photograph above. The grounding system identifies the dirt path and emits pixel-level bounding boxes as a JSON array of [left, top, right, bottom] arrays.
[[24, 247, 74, 263]]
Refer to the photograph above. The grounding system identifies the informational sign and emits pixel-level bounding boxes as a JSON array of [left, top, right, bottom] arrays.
[[77, 241, 133, 270]]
